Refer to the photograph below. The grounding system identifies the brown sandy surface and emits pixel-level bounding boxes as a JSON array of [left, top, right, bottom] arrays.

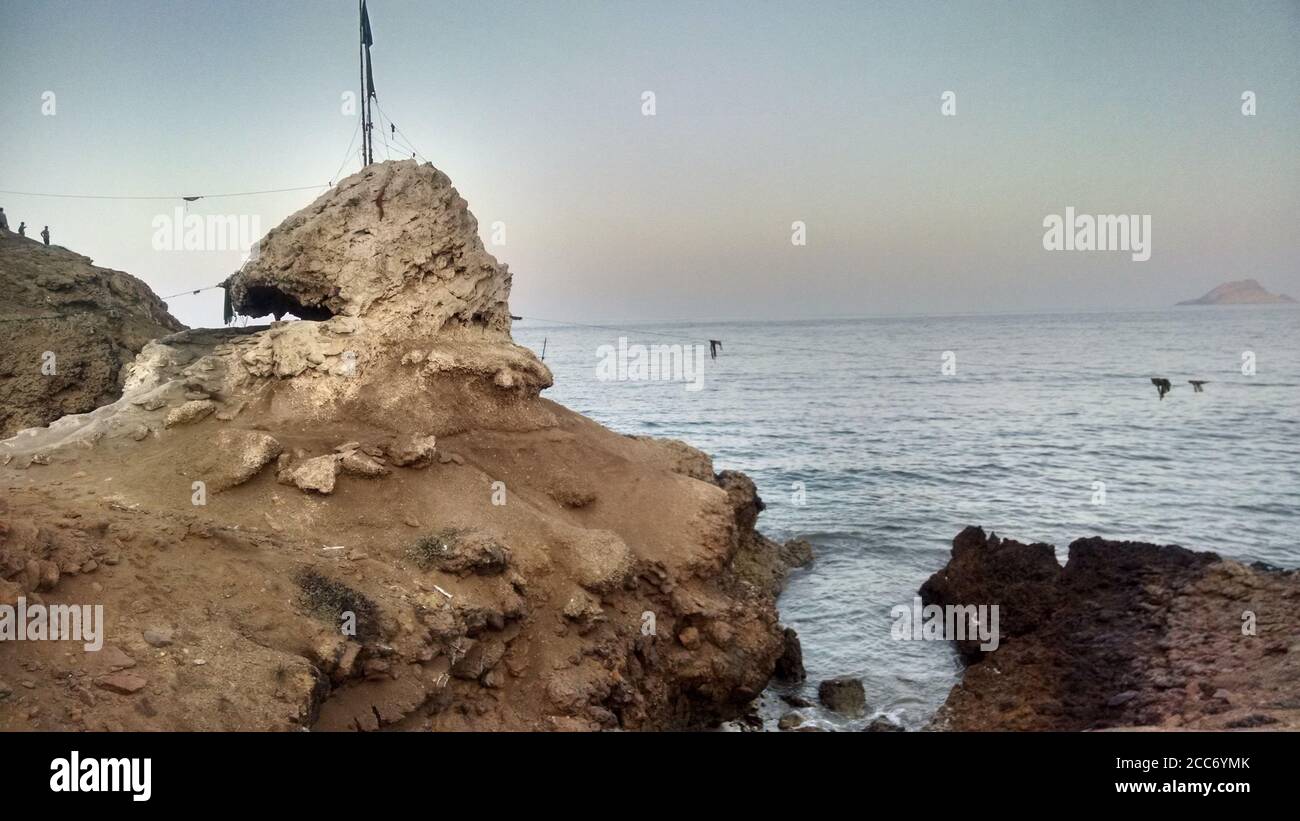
[[0, 161, 806, 731]]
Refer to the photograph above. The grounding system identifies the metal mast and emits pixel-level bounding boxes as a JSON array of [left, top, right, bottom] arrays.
[[359, 1, 376, 165]]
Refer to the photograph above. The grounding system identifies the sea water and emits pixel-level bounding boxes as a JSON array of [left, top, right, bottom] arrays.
[[513, 306, 1300, 729]]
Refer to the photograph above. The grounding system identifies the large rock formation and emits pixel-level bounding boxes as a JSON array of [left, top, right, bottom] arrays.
[[922, 526, 1300, 731], [0, 161, 805, 731], [225, 161, 513, 337], [0, 231, 184, 437]]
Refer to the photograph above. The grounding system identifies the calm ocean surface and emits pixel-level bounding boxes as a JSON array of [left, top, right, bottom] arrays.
[[513, 307, 1300, 729]]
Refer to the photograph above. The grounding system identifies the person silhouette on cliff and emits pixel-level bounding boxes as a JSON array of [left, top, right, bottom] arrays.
[[0, 207, 8, 232], [18, 222, 26, 237], [41, 226, 50, 246]]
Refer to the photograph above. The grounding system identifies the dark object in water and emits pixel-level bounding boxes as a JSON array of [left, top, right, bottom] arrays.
[[1189, 380, 1208, 393], [709, 339, 722, 360], [1151, 377, 1172, 400]]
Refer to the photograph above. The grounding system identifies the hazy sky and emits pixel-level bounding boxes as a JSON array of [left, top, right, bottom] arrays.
[[2, 0, 1297, 328]]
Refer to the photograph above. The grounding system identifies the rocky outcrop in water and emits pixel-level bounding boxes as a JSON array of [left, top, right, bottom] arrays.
[[0, 160, 803, 731], [922, 526, 1300, 730], [1176, 278, 1295, 305], [0, 231, 184, 437]]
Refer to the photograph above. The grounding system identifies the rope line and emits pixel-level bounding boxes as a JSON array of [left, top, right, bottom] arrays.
[[372, 100, 429, 163], [159, 284, 225, 300], [329, 118, 363, 186], [0, 185, 329, 202]]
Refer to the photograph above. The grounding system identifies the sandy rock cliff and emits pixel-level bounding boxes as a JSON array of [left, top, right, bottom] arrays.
[[922, 526, 1300, 731], [225, 160, 513, 337], [0, 160, 805, 731], [0, 232, 185, 438]]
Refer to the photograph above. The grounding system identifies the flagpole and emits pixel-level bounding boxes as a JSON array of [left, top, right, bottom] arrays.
[[359, 0, 368, 165], [359, 0, 377, 165]]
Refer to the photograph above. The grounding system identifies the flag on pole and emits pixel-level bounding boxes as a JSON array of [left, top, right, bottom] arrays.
[[361, 1, 377, 99]]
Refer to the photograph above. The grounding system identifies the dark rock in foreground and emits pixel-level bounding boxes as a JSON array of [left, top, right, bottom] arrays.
[[773, 627, 806, 682], [922, 526, 1300, 731], [863, 716, 906, 732], [818, 676, 867, 717]]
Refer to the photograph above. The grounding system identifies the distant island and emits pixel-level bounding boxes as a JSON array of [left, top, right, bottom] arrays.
[[1177, 278, 1296, 306]]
